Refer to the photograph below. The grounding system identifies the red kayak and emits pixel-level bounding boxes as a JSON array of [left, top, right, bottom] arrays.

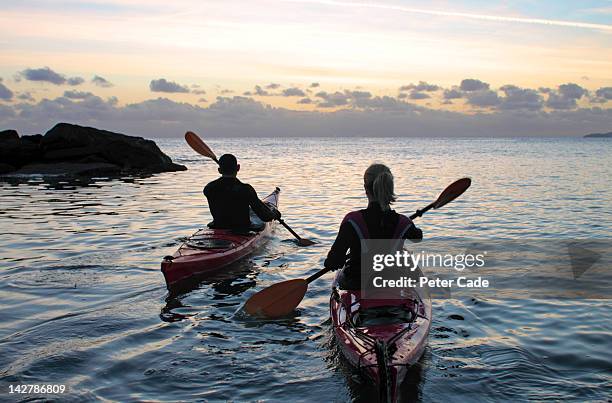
[[330, 269, 431, 402], [161, 188, 279, 288]]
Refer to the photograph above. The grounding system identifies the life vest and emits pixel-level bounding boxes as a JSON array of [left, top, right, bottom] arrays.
[[342, 210, 414, 252]]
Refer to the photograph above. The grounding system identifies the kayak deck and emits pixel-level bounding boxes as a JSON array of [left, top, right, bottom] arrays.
[[161, 188, 279, 288], [330, 269, 431, 402]]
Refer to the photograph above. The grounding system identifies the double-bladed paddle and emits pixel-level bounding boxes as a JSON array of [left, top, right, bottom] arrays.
[[184, 131, 315, 247], [243, 177, 472, 318]]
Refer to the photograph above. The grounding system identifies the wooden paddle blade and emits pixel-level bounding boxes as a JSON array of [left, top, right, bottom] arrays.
[[434, 177, 471, 209], [244, 279, 308, 318], [185, 131, 218, 163]]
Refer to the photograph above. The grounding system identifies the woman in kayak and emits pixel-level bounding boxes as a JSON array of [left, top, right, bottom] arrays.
[[324, 163, 422, 289]]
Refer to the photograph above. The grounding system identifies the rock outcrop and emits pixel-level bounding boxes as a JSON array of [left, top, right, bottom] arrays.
[[0, 123, 186, 176], [584, 131, 612, 138]]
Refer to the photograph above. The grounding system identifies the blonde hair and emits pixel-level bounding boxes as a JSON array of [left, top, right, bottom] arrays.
[[364, 163, 396, 210]]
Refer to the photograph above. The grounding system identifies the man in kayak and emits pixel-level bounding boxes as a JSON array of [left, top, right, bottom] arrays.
[[204, 154, 280, 230], [324, 163, 422, 289]]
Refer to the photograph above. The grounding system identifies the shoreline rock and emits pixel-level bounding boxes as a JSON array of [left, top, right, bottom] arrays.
[[584, 131, 612, 138], [0, 123, 186, 176]]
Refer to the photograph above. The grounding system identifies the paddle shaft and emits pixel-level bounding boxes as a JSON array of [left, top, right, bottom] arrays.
[[278, 219, 303, 240], [409, 201, 435, 220]]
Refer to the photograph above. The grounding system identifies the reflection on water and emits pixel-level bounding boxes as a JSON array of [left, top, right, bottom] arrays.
[[0, 137, 611, 402]]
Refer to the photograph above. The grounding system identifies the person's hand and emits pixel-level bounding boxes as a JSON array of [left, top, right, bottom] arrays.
[[272, 208, 282, 220]]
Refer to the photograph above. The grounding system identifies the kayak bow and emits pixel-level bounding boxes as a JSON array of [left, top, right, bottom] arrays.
[[161, 188, 280, 288]]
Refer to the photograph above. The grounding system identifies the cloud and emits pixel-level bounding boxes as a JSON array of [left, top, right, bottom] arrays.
[[591, 87, 612, 103], [498, 85, 543, 110], [219, 89, 233, 95], [466, 89, 500, 107], [297, 98, 312, 104], [266, 83, 281, 89], [315, 90, 373, 107], [443, 88, 463, 99], [545, 83, 587, 110], [558, 83, 587, 99], [345, 90, 372, 99], [18, 67, 84, 86], [310, 82, 320, 88], [0, 104, 15, 119], [595, 87, 612, 100], [400, 81, 440, 92], [19, 67, 65, 85], [63, 90, 95, 99], [352, 95, 408, 110], [244, 85, 269, 96], [192, 89, 207, 95], [149, 78, 190, 93], [67, 77, 85, 86], [1, 94, 611, 138], [460, 79, 490, 92], [0, 78, 14, 101], [92, 75, 113, 88], [546, 93, 577, 110], [282, 87, 306, 97], [313, 89, 412, 111], [315, 91, 349, 107], [408, 91, 430, 100], [17, 92, 35, 102], [198, 98, 208, 103]]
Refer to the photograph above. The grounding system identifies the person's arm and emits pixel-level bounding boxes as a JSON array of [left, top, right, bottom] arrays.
[[246, 185, 279, 222], [324, 220, 354, 270], [404, 223, 423, 243]]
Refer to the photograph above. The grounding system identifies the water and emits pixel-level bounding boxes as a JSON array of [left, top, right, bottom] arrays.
[[0, 137, 610, 402]]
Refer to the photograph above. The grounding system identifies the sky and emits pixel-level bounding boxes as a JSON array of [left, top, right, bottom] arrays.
[[0, 0, 611, 137]]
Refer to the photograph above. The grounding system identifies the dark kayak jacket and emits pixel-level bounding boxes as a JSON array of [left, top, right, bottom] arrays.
[[324, 202, 423, 289], [203, 176, 276, 230]]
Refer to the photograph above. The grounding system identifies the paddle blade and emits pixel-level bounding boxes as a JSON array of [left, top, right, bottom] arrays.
[[185, 131, 218, 163], [297, 238, 316, 247], [434, 177, 471, 209], [244, 279, 308, 318]]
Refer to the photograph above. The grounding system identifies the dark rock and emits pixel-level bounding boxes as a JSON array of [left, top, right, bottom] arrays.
[[0, 129, 19, 142], [0, 163, 16, 174], [14, 162, 122, 176], [0, 129, 44, 168], [19, 141, 44, 164], [42, 123, 186, 173], [44, 146, 101, 161], [1, 123, 186, 177], [584, 131, 612, 138], [77, 155, 112, 164], [21, 134, 43, 144], [0, 132, 24, 167]]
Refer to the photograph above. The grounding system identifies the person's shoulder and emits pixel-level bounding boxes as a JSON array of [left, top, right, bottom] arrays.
[[205, 177, 220, 187], [204, 177, 222, 192], [239, 181, 256, 192], [394, 210, 415, 226], [341, 210, 363, 224]]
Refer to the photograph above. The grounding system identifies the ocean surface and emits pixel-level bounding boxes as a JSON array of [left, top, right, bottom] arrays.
[[0, 137, 610, 402]]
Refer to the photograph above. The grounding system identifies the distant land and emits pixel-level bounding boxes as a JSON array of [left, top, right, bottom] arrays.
[[584, 131, 612, 138]]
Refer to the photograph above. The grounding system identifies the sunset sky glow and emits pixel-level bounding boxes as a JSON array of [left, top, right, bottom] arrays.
[[0, 0, 611, 136]]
